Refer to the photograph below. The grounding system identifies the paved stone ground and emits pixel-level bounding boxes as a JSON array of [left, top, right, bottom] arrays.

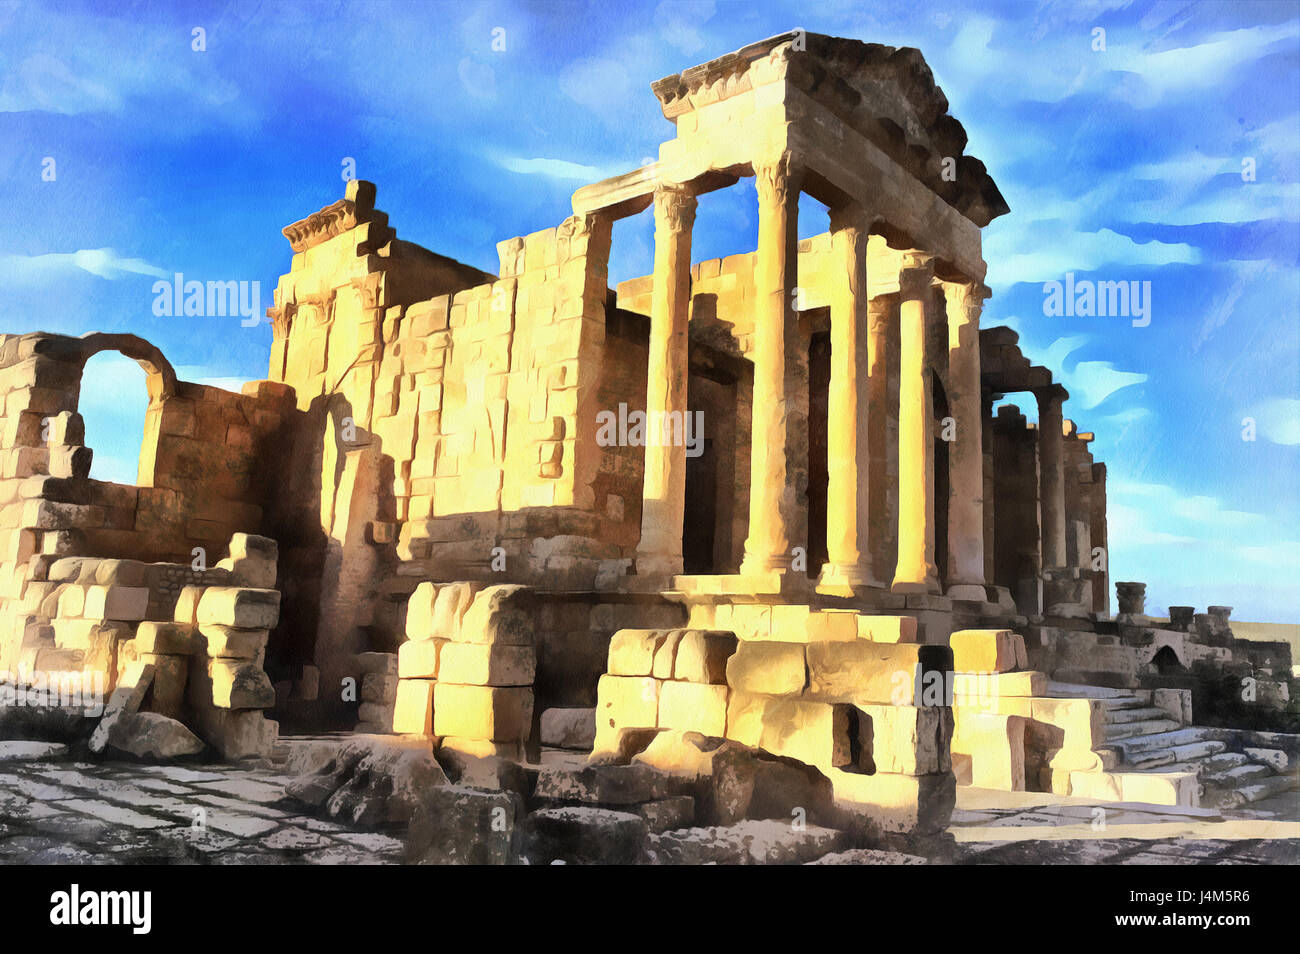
[[2, 745, 1297, 864], [949, 786, 1300, 864], [0, 755, 404, 865]]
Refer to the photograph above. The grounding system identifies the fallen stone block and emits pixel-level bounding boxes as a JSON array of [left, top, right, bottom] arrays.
[[88, 661, 154, 754], [105, 711, 204, 761], [634, 795, 695, 833], [540, 707, 596, 750], [642, 819, 847, 865], [521, 806, 648, 864], [140, 652, 187, 720], [288, 735, 448, 827], [406, 784, 519, 864], [534, 762, 676, 806]]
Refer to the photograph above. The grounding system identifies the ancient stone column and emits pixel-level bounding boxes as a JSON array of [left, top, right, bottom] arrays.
[[819, 203, 878, 591], [943, 280, 987, 601], [637, 184, 697, 578], [891, 252, 939, 594], [1036, 384, 1068, 569], [1115, 581, 1146, 615], [866, 295, 894, 578], [740, 154, 801, 576]]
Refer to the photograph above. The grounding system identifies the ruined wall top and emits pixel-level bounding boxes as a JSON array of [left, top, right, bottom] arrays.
[[651, 31, 1009, 227]]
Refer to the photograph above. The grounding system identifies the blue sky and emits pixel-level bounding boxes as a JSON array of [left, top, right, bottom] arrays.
[[2, 0, 1297, 621]]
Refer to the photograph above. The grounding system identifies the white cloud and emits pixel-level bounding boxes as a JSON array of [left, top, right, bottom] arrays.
[[0, 248, 167, 282], [653, 1, 716, 56], [1067, 360, 1148, 409], [1248, 397, 1300, 446], [986, 226, 1200, 289], [492, 154, 620, 182], [559, 57, 634, 112]]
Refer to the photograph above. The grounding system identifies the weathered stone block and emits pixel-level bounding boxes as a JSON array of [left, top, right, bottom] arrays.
[[196, 587, 281, 629], [210, 659, 275, 709], [673, 630, 737, 684], [398, 637, 446, 678], [437, 642, 535, 686], [658, 680, 728, 736], [393, 678, 436, 735], [433, 683, 533, 742], [950, 629, 1026, 673], [726, 641, 806, 695]]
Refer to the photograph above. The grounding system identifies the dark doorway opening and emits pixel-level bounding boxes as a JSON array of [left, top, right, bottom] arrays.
[[807, 329, 831, 578]]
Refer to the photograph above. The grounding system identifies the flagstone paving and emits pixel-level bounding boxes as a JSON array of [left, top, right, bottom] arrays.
[[0, 752, 404, 865]]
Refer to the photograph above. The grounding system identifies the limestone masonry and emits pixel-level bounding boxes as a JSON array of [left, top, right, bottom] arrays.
[[0, 32, 1295, 862]]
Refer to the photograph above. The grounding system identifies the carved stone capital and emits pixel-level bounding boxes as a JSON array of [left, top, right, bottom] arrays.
[[898, 251, 935, 297], [828, 202, 875, 236], [653, 184, 698, 235], [754, 153, 801, 208]]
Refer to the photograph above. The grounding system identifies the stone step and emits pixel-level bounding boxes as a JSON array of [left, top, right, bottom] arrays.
[[1105, 718, 1182, 741], [1204, 763, 1274, 787], [1124, 748, 1178, 770], [1110, 727, 1207, 756], [1166, 739, 1227, 763], [1199, 752, 1250, 774], [1046, 682, 1142, 702], [1107, 706, 1170, 725], [1207, 773, 1299, 809]]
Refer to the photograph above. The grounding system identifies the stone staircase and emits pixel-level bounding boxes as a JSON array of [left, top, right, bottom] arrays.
[[1048, 682, 1300, 808]]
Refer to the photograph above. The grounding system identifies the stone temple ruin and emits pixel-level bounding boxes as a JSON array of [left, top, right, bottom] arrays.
[[0, 32, 1295, 862]]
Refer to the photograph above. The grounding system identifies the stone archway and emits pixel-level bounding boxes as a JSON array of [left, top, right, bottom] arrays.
[[34, 332, 179, 405]]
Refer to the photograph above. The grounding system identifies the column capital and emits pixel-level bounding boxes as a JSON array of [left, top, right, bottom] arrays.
[[1035, 382, 1069, 408], [652, 183, 698, 234], [828, 201, 875, 235], [941, 279, 990, 311], [753, 152, 802, 207], [898, 251, 935, 297]]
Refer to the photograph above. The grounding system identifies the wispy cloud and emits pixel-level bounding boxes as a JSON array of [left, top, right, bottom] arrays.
[[0, 248, 168, 282]]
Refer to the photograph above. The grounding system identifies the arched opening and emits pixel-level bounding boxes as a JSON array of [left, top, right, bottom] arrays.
[[78, 351, 150, 485], [1151, 645, 1187, 677]]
